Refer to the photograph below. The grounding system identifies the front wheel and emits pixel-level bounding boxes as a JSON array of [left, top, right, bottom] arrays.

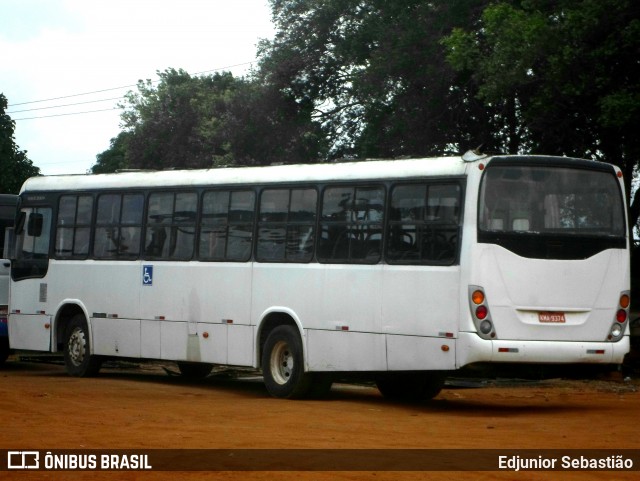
[[63, 315, 101, 377], [261, 325, 313, 399]]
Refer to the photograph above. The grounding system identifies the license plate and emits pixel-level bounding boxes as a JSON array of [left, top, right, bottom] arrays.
[[538, 312, 566, 323]]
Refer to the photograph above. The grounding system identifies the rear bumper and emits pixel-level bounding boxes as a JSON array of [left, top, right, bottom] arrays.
[[457, 332, 630, 367]]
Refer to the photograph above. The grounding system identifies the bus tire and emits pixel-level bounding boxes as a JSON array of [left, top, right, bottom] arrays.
[[177, 362, 213, 379], [376, 371, 445, 401], [63, 315, 101, 377], [261, 325, 312, 399]]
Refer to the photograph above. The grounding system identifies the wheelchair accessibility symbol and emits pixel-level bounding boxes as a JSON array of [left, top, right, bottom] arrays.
[[143, 265, 153, 286]]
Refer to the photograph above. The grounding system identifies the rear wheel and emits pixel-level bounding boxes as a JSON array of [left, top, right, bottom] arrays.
[[376, 371, 445, 401], [63, 315, 101, 377], [262, 325, 314, 399]]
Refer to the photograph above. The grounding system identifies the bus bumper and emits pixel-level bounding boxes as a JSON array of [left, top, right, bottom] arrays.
[[456, 332, 630, 368]]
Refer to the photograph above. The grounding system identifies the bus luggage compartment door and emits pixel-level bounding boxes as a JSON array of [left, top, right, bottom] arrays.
[[8, 313, 52, 352]]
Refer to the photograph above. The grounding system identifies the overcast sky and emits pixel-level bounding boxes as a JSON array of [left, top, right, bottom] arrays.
[[1, 0, 275, 176]]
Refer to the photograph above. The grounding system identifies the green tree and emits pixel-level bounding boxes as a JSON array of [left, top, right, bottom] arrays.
[[258, 0, 492, 158], [104, 68, 326, 171], [0, 93, 40, 193], [442, 0, 640, 221], [92, 131, 131, 174]]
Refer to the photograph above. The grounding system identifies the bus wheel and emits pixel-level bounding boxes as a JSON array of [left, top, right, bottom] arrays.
[[376, 371, 445, 401], [177, 362, 213, 379], [63, 315, 101, 377], [262, 325, 312, 399]]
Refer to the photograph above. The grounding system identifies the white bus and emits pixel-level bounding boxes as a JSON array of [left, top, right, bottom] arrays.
[[7, 153, 630, 399], [1, 194, 18, 363]]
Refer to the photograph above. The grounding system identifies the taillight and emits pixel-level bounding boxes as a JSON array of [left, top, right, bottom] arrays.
[[469, 286, 495, 340], [620, 294, 630, 309], [472, 290, 485, 305], [608, 291, 630, 342]]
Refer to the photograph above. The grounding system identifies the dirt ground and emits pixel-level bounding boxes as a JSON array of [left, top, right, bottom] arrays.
[[1, 357, 639, 481]]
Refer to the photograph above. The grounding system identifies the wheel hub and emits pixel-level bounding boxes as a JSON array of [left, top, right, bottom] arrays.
[[270, 340, 293, 385], [68, 328, 86, 366]]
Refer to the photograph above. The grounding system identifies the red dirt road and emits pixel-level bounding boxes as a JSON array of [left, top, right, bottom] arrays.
[[1, 358, 639, 481]]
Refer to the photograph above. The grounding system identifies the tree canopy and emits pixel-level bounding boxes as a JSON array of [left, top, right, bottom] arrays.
[[93, 0, 640, 225], [92, 68, 326, 172], [258, 0, 492, 158], [0, 93, 40, 193], [442, 0, 640, 208]]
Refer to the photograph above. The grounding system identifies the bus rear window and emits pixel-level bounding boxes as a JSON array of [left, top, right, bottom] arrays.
[[479, 165, 625, 237], [478, 164, 625, 259]]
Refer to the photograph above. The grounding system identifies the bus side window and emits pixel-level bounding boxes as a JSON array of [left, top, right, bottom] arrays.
[[145, 192, 196, 260], [56, 195, 93, 258], [318, 186, 384, 264], [387, 183, 460, 265], [199, 190, 255, 262], [94, 193, 143, 259], [121, 194, 143, 257], [257, 188, 317, 263]]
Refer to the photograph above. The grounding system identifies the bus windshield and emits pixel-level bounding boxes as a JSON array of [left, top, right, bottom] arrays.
[[478, 163, 626, 258]]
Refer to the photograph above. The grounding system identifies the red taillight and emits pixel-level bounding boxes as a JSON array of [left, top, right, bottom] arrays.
[[616, 309, 627, 323], [476, 305, 488, 320]]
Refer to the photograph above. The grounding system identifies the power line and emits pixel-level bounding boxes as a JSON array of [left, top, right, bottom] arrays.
[[7, 61, 257, 107], [7, 96, 123, 114], [13, 107, 119, 121], [8, 85, 134, 107]]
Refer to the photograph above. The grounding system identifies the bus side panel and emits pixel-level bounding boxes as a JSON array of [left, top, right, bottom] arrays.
[[8, 313, 52, 351], [160, 321, 189, 360], [227, 325, 254, 366], [92, 317, 141, 357], [196, 322, 227, 364], [141, 319, 161, 359], [140, 262, 253, 365], [386, 334, 455, 370], [305, 330, 387, 371], [252, 263, 383, 333], [381, 266, 461, 337]]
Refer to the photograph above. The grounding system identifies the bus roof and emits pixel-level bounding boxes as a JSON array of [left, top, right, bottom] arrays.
[[19, 156, 470, 193], [18, 154, 616, 194]]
